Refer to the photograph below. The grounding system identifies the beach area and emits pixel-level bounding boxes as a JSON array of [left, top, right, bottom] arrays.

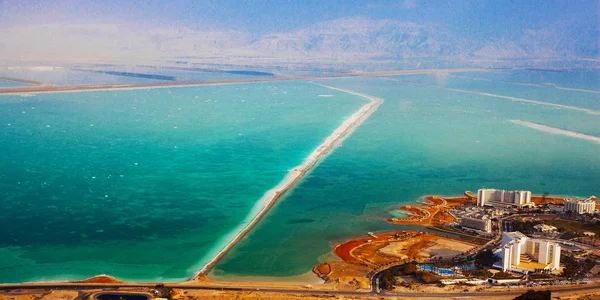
[[385, 195, 472, 226], [312, 230, 479, 289]]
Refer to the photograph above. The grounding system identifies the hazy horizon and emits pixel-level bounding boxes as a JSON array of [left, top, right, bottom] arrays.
[[1, 0, 599, 65]]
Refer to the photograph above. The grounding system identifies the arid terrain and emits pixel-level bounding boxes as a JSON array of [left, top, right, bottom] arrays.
[[312, 230, 478, 289]]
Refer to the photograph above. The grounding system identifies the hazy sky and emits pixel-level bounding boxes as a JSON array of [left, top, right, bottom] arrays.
[[1, 0, 598, 62], [2, 0, 597, 38]]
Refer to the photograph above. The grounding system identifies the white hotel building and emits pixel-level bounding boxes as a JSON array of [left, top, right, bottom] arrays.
[[497, 232, 561, 273], [563, 198, 596, 214], [477, 189, 532, 208]]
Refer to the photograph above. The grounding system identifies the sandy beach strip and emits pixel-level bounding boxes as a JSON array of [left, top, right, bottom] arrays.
[[0, 68, 490, 95], [382, 77, 600, 115], [510, 119, 600, 144], [195, 84, 383, 277]]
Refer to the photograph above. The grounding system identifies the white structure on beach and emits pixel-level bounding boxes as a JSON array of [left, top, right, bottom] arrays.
[[460, 216, 492, 233], [563, 198, 596, 215], [477, 189, 532, 208], [497, 231, 561, 273]]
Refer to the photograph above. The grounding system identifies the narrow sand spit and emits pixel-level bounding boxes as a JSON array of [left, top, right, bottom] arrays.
[[449, 74, 541, 87], [0, 68, 488, 95], [510, 120, 600, 144], [543, 83, 600, 94], [195, 83, 384, 276], [382, 77, 600, 115]]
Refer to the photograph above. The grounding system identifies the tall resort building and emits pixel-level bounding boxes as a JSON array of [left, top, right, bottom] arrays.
[[477, 189, 532, 208], [563, 198, 596, 214], [497, 232, 561, 273]]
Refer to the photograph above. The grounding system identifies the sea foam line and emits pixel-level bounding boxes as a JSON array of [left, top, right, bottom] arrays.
[[194, 83, 384, 277], [451, 74, 600, 94], [543, 83, 600, 94], [510, 120, 600, 144], [381, 77, 600, 115], [449, 74, 541, 87]]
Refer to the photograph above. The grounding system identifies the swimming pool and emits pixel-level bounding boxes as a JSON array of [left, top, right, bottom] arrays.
[[418, 265, 456, 275]]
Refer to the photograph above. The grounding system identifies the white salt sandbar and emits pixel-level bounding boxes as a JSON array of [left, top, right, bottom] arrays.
[[382, 77, 600, 115], [194, 83, 384, 277], [510, 119, 600, 144]]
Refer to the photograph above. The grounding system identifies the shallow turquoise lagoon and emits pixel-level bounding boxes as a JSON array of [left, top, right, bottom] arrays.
[[0, 81, 366, 283], [389, 71, 600, 136], [393, 70, 600, 111], [211, 75, 599, 279], [0, 80, 28, 88]]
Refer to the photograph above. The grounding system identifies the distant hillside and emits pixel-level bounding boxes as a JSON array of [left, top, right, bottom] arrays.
[[474, 21, 599, 59], [242, 17, 598, 61], [0, 17, 597, 64], [243, 17, 467, 60]]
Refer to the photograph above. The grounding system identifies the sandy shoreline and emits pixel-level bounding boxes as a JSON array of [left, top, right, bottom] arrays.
[[195, 83, 384, 277], [510, 119, 600, 144], [208, 270, 325, 285], [0, 68, 487, 95]]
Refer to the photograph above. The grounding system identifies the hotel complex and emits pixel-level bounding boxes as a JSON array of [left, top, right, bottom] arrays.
[[497, 231, 561, 273], [477, 189, 532, 208], [563, 198, 596, 214], [460, 216, 492, 233]]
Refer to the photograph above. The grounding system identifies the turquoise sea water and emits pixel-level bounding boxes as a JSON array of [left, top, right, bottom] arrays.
[[211, 72, 600, 279], [0, 82, 365, 283], [1, 70, 598, 283], [0, 80, 28, 88], [391, 71, 600, 111], [388, 72, 600, 137]]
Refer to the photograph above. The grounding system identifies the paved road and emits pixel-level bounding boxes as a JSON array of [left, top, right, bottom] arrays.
[[380, 284, 600, 297], [0, 281, 599, 298]]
